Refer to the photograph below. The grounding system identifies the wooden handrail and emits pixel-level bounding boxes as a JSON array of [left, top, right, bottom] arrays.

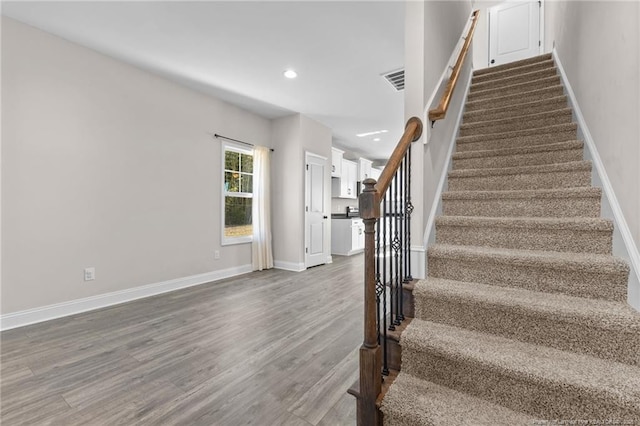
[[360, 117, 423, 221], [428, 10, 480, 122]]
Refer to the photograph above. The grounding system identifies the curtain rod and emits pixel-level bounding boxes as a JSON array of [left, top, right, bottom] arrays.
[[213, 133, 274, 152]]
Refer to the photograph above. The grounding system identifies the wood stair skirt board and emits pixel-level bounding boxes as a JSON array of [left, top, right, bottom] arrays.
[[380, 52, 640, 424]]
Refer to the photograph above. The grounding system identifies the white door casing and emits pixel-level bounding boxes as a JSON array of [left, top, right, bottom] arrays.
[[489, 1, 541, 67], [305, 152, 329, 268]]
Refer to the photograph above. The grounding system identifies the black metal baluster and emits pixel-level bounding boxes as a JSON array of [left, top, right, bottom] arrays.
[[393, 170, 401, 327], [388, 180, 396, 331], [406, 150, 413, 282], [375, 216, 382, 345], [380, 196, 389, 376], [398, 158, 405, 321]]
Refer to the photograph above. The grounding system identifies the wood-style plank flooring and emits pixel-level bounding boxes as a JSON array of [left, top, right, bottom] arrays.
[[1, 255, 363, 425]]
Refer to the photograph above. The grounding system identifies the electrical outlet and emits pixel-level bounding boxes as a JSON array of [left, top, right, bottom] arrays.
[[214, 250, 220, 260], [84, 267, 95, 281]]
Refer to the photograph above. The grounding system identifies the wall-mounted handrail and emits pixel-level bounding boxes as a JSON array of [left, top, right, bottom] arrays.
[[428, 10, 479, 123], [356, 116, 422, 425]]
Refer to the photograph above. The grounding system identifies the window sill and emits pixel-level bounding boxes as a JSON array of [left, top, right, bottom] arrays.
[[221, 236, 253, 246]]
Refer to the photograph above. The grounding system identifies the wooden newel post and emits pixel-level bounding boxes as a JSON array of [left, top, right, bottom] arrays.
[[357, 178, 382, 426]]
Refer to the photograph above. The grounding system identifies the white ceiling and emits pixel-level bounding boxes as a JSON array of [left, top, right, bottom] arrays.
[[2, 1, 406, 161]]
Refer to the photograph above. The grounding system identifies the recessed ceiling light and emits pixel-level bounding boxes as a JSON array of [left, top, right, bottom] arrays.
[[373, 138, 381, 142], [356, 130, 388, 138], [284, 69, 298, 79]]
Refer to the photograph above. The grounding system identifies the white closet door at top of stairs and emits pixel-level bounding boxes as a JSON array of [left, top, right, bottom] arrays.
[[489, 1, 541, 67]]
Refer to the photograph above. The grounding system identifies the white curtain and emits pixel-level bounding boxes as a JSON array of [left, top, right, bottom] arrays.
[[252, 146, 274, 271]]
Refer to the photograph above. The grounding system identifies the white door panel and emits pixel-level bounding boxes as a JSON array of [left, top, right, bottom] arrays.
[[489, 1, 541, 66], [305, 153, 329, 268]]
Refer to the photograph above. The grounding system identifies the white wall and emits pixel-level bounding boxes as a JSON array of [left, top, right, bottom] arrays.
[[1, 18, 273, 314], [404, 0, 472, 278], [271, 115, 303, 269], [545, 1, 640, 253], [271, 114, 332, 270]]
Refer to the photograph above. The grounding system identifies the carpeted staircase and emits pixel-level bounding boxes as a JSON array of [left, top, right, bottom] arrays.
[[381, 53, 640, 424]]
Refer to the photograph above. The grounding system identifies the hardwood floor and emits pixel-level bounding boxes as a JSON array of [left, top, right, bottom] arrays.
[[1, 255, 363, 425]]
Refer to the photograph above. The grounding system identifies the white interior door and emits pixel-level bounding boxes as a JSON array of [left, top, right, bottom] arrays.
[[489, 1, 541, 67], [305, 153, 329, 268]]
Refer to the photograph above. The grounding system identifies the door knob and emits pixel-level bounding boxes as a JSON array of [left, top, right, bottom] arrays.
[[491, 59, 495, 64], [323, 216, 328, 219]]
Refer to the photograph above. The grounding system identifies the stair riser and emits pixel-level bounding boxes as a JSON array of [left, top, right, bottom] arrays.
[[456, 130, 577, 152], [402, 348, 639, 421], [472, 60, 555, 84], [463, 97, 568, 124], [473, 54, 552, 77], [442, 196, 601, 218], [447, 169, 591, 191], [459, 112, 573, 137], [465, 87, 565, 112], [468, 77, 561, 102], [452, 148, 583, 170], [470, 68, 558, 93], [427, 256, 628, 301], [435, 225, 613, 254], [415, 296, 639, 366]]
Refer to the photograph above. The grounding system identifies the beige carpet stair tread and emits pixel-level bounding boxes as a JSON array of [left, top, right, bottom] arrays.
[[471, 58, 555, 84], [447, 161, 591, 191], [464, 85, 566, 112], [435, 216, 613, 231], [415, 278, 639, 365], [415, 278, 640, 335], [381, 372, 537, 426], [427, 244, 629, 275], [460, 110, 573, 137], [435, 215, 613, 254], [442, 186, 601, 201], [460, 108, 572, 133], [456, 122, 577, 145], [449, 160, 591, 178], [428, 244, 627, 300], [473, 53, 552, 76], [453, 140, 583, 160], [469, 67, 558, 92], [467, 75, 562, 101], [442, 187, 601, 218], [455, 130, 578, 154], [463, 95, 568, 123], [452, 141, 583, 170], [401, 320, 640, 418]]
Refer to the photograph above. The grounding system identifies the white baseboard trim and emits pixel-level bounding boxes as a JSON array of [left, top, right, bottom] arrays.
[[0, 264, 253, 331], [274, 260, 306, 272], [410, 246, 427, 280], [553, 48, 640, 310], [423, 68, 474, 252]]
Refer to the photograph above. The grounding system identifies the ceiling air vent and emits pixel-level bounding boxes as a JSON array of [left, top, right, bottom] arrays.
[[382, 69, 405, 91]]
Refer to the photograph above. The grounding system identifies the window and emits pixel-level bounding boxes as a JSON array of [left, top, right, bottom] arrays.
[[222, 144, 253, 244]]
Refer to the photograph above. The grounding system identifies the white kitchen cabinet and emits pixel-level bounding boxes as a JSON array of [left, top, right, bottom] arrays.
[[331, 159, 357, 199], [331, 218, 364, 255], [331, 147, 344, 178], [370, 167, 382, 182], [358, 158, 373, 182]]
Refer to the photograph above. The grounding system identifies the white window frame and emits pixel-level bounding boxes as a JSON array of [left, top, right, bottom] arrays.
[[221, 142, 253, 246]]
